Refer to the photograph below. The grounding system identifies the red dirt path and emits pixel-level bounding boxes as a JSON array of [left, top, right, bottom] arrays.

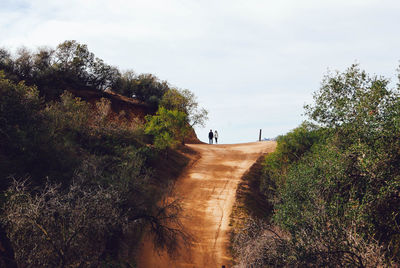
[[137, 141, 276, 268]]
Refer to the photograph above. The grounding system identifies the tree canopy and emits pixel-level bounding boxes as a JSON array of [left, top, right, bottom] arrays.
[[0, 41, 174, 108], [145, 107, 190, 149]]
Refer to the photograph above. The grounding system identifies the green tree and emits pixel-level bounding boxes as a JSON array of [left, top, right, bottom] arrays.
[[1, 41, 121, 100], [113, 72, 170, 108], [145, 107, 190, 149], [113, 70, 137, 97], [160, 88, 208, 127], [54, 40, 119, 92], [235, 64, 400, 266], [291, 65, 399, 263], [305, 64, 395, 130], [14, 47, 34, 82], [133, 73, 169, 107]]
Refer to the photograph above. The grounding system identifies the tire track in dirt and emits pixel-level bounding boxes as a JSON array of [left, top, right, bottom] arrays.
[[137, 141, 276, 268]]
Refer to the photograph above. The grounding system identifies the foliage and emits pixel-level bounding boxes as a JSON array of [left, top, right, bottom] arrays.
[[0, 41, 120, 100], [2, 175, 193, 267], [145, 107, 190, 149], [113, 71, 169, 108], [304, 64, 400, 258], [0, 74, 77, 188], [0, 40, 202, 265], [260, 122, 323, 202], [0, 73, 42, 162], [160, 88, 208, 127], [232, 219, 290, 267], [305, 64, 394, 129], [232, 217, 386, 268], [55, 41, 120, 90], [235, 64, 400, 266], [44, 91, 90, 140], [0, 77, 194, 266], [0, 41, 174, 107], [133, 73, 169, 107], [144, 88, 208, 149], [3, 180, 126, 268]]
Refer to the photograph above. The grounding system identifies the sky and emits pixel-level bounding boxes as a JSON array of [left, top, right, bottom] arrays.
[[2, 0, 400, 143]]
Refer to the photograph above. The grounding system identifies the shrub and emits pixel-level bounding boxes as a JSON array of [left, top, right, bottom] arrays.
[[260, 122, 323, 201], [235, 64, 400, 266], [233, 217, 386, 267], [2, 179, 126, 267], [160, 88, 208, 128], [145, 107, 190, 149], [0, 74, 76, 187]]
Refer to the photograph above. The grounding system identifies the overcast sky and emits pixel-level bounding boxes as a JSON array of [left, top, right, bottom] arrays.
[[2, 0, 400, 143]]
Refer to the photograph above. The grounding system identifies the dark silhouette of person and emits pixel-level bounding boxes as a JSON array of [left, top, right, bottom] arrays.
[[214, 130, 218, 144], [208, 129, 214, 144]]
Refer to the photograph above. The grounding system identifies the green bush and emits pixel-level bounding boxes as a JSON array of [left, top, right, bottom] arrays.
[[144, 107, 190, 149], [235, 64, 400, 266], [260, 122, 324, 201], [0, 74, 78, 188], [160, 88, 208, 128], [0, 76, 192, 266], [112, 71, 169, 108]]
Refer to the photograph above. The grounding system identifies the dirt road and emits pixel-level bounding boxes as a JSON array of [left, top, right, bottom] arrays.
[[137, 141, 276, 268]]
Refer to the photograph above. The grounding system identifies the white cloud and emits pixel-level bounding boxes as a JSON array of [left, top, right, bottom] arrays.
[[1, 0, 400, 143]]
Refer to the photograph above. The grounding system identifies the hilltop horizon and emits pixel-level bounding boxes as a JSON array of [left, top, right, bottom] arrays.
[[3, 0, 400, 143]]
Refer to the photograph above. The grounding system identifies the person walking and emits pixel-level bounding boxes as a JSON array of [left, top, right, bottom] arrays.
[[208, 129, 214, 144], [214, 130, 218, 144]]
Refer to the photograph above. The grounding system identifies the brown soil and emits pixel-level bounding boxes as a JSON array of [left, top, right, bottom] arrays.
[[69, 89, 202, 144], [69, 89, 155, 122], [137, 141, 276, 268]]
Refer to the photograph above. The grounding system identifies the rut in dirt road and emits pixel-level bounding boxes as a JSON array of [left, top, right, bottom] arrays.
[[137, 141, 276, 268]]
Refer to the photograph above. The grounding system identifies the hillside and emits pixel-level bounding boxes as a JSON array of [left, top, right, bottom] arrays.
[[0, 41, 205, 266], [69, 89, 202, 144]]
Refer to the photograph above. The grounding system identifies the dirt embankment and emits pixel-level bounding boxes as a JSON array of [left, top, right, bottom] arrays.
[[69, 89, 155, 121], [69, 89, 202, 144], [137, 141, 276, 268]]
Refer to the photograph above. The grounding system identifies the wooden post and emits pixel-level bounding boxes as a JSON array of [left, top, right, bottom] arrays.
[[259, 129, 262, 141]]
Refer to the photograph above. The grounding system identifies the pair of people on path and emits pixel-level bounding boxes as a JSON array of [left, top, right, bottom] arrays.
[[208, 129, 218, 144]]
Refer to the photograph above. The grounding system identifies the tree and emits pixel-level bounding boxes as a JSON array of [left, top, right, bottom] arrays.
[[160, 88, 208, 128], [112, 72, 170, 108], [0, 48, 12, 69], [134, 73, 169, 107], [0, 42, 200, 266], [88, 57, 120, 90], [54, 40, 119, 92], [113, 70, 137, 97], [144, 107, 190, 149], [304, 64, 394, 129], [14, 47, 34, 82], [234, 64, 400, 266]]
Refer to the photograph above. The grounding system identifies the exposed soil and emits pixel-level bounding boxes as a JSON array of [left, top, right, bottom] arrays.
[[69, 89, 202, 144], [137, 141, 276, 268], [69, 89, 155, 122]]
